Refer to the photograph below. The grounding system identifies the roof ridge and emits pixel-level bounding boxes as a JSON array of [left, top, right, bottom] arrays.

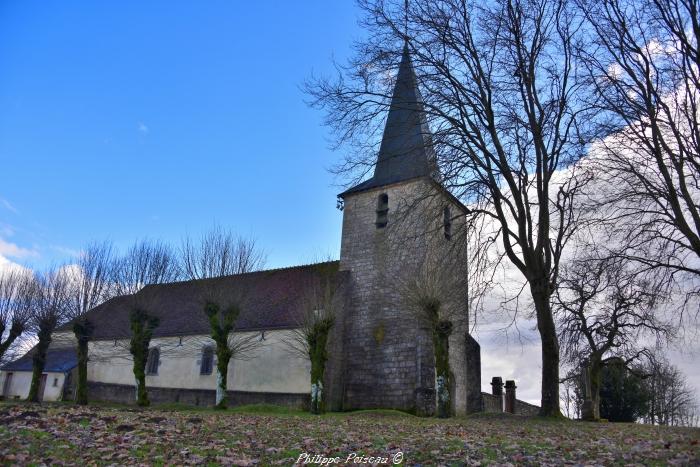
[[141, 259, 340, 289]]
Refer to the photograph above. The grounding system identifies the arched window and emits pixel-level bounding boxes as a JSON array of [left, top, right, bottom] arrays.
[[146, 347, 160, 375], [443, 206, 452, 240], [376, 193, 389, 228], [200, 346, 214, 375]]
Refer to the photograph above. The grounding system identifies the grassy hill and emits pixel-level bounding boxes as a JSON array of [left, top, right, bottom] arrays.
[[0, 402, 697, 465]]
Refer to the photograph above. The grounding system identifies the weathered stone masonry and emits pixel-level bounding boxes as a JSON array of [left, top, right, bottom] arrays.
[[334, 178, 472, 415]]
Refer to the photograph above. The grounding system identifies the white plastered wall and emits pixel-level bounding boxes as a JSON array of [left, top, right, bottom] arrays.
[[87, 329, 310, 394], [0, 371, 65, 401]]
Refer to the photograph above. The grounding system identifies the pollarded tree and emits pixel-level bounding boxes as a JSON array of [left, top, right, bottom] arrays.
[[287, 260, 344, 414], [113, 239, 179, 406], [0, 269, 35, 364], [307, 0, 595, 416], [399, 242, 468, 418], [179, 226, 265, 409], [555, 254, 673, 421], [64, 241, 115, 405], [27, 267, 70, 402]]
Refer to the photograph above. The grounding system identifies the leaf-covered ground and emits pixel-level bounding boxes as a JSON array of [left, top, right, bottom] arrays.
[[0, 402, 698, 466]]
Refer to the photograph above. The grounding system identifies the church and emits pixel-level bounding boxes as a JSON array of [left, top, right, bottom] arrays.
[[1, 45, 497, 416]]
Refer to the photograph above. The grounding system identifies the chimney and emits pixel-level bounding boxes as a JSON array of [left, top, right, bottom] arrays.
[[491, 376, 503, 396], [505, 380, 517, 414], [491, 377, 504, 412]]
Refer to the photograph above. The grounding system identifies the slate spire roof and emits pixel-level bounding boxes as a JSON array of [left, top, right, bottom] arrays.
[[341, 43, 437, 196]]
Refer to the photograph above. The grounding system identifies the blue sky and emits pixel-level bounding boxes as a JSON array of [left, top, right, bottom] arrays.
[[0, 1, 556, 402], [0, 1, 363, 270]]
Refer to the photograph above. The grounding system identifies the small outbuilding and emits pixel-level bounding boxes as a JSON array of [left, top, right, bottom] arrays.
[[0, 347, 77, 402]]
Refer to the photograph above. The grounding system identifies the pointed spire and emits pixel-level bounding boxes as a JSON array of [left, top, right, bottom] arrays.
[[404, 0, 409, 40], [340, 44, 437, 197], [372, 43, 436, 185]]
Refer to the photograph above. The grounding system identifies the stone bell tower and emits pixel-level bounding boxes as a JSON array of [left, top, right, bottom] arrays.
[[329, 43, 478, 415]]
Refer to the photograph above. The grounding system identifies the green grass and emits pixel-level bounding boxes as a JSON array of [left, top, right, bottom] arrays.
[[340, 408, 418, 418], [228, 403, 308, 415], [0, 402, 697, 466]]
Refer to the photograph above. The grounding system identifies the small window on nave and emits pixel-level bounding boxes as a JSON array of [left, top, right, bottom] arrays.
[[376, 193, 389, 228], [146, 347, 160, 375], [443, 206, 452, 240], [200, 346, 214, 375]]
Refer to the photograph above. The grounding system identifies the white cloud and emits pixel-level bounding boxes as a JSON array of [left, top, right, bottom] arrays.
[[138, 122, 149, 135], [0, 253, 32, 276], [1, 198, 18, 214], [0, 237, 38, 259]]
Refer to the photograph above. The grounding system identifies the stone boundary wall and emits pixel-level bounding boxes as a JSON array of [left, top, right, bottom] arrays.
[[482, 392, 502, 413], [481, 391, 539, 416], [514, 398, 540, 416], [465, 336, 482, 414], [87, 382, 309, 409]]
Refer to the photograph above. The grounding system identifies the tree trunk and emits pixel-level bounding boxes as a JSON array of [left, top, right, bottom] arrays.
[[27, 324, 52, 402], [75, 338, 89, 405], [129, 309, 159, 407], [581, 357, 602, 421], [590, 361, 601, 420], [531, 279, 561, 417], [433, 320, 453, 418], [310, 378, 323, 415], [214, 348, 231, 409], [133, 367, 148, 406], [73, 319, 94, 405], [308, 319, 332, 415]]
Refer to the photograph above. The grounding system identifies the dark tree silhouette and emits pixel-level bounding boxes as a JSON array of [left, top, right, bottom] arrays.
[[578, 0, 700, 305], [0, 269, 35, 364], [555, 254, 673, 420], [641, 355, 699, 426], [27, 267, 69, 402]]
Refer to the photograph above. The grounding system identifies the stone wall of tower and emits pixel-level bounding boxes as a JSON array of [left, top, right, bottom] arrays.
[[338, 178, 470, 414]]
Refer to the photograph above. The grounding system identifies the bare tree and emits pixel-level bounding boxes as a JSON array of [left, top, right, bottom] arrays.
[[555, 253, 673, 420], [27, 267, 70, 402], [0, 269, 35, 364], [641, 355, 699, 427], [307, 0, 594, 416], [113, 239, 179, 406], [561, 367, 584, 420], [180, 225, 265, 279], [287, 261, 344, 414], [179, 227, 266, 409], [578, 0, 700, 304], [113, 240, 180, 297], [64, 241, 115, 405]]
